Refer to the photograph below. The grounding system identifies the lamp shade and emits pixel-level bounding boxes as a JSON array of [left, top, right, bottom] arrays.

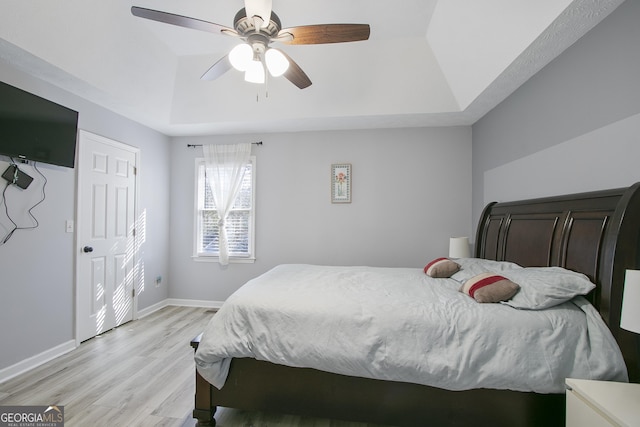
[[244, 60, 265, 84], [229, 43, 253, 71], [449, 237, 470, 259], [265, 48, 289, 77], [621, 269, 640, 334]]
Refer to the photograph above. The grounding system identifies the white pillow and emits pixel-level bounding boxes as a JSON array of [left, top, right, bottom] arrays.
[[500, 267, 595, 310]]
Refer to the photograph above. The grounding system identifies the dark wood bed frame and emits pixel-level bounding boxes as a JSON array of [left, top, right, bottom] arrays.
[[191, 183, 640, 427]]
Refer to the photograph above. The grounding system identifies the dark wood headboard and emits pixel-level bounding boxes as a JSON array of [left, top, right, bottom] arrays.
[[475, 182, 640, 381]]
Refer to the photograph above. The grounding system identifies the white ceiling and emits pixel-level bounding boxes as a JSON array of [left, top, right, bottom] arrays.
[[0, 0, 625, 136]]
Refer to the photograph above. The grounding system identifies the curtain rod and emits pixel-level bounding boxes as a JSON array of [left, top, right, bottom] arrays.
[[187, 141, 262, 148]]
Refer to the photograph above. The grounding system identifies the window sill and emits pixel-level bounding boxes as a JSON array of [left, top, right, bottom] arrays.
[[192, 256, 255, 264]]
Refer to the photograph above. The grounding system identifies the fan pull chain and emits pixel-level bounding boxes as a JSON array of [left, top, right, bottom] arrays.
[[265, 68, 270, 99]]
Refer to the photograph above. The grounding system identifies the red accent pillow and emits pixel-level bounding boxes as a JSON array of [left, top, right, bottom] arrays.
[[424, 257, 460, 278], [460, 272, 520, 303]]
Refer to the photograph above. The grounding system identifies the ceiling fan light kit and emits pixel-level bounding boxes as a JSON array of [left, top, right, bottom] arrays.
[[131, 0, 370, 89], [228, 42, 288, 82]]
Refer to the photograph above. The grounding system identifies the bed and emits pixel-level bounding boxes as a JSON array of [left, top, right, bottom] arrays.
[[190, 183, 640, 427]]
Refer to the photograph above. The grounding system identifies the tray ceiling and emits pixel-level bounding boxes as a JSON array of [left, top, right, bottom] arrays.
[[0, 0, 625, 136]]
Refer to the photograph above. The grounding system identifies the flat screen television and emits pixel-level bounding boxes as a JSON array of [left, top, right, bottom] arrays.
[[0, 80, 79, 168]]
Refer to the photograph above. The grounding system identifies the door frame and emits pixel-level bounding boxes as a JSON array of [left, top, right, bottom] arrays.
[[74, 130, 141, 346]]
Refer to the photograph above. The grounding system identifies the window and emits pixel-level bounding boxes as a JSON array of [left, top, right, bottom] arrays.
[[194, 157, 255, 261]]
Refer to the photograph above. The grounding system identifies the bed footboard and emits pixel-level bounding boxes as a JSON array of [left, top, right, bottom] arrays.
[[190, 331, 564, 426]]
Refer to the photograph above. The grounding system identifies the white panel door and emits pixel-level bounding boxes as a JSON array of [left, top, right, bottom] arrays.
[[77, 131, 138, 342]]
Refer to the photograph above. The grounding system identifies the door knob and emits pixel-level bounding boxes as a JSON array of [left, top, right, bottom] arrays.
[[83, 246, 94, 253]]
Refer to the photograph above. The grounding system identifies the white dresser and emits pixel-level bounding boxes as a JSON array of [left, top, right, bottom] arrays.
[[566, 378, 640, 427]]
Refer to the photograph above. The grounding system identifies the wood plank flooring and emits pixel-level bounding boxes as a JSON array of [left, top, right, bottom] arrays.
[[0, 306, 388, 427]]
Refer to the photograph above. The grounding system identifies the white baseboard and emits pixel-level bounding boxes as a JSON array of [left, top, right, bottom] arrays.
[[0, 340, 76, 384], [136, 299, 169, 319], [137, 298, 224, 319], [166, 298, 224, 309]]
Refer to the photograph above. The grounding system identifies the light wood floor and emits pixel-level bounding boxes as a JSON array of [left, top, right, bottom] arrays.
[[0, 306, 388, 427]]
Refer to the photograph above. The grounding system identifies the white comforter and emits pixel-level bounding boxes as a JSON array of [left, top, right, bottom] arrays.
[[194, 264, 627, 393]]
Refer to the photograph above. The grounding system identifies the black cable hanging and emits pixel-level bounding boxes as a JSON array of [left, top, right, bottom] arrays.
[[1, 161, 47, 245]]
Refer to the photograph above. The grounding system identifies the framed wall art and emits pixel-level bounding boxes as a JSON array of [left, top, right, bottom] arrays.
[[331, 163, 351, 203]]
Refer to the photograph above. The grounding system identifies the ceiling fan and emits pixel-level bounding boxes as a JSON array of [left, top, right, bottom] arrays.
[[131, 0, 370, 89]]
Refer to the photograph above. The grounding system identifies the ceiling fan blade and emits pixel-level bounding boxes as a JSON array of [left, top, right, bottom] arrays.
[[278, 51, 312, 89], [131, 6, 238, 37], [244, 0, 272, 27], [201, 55, 233, 81], [278, 24, 370, 45]]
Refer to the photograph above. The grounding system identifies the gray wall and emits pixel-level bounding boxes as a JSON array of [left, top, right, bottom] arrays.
[[472, 0, 640, 224], [0, 62, 171, 371], [169, 126, 472, 302]]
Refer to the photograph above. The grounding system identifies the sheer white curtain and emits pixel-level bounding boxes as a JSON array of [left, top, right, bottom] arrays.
[[203, 143, 251, 265]]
